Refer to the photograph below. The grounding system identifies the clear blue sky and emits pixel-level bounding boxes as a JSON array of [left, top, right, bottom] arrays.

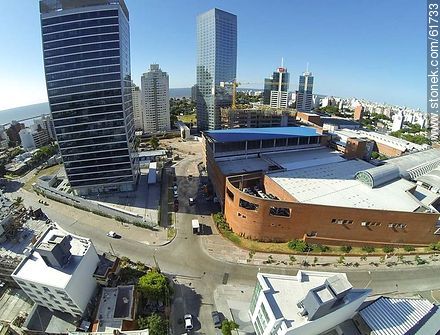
[[0, 0, 426, 111]]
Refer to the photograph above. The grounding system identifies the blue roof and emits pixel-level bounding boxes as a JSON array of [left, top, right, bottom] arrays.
[[205, 127, 319, 142]]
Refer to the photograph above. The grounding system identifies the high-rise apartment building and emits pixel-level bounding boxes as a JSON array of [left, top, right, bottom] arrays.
[[196, 8, 237, 131], [141, 64, 170, 133], [263, 66, 290, 108], [39, 0, 139, 195], [131, 82, 143, 131], [296, 71, 314, 112]]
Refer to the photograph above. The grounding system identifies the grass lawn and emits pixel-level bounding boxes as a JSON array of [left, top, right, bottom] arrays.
[[23, 164, 62, 192], [178, 113, 196, 124]]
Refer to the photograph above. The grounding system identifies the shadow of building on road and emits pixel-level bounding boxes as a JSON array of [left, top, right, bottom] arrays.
[[172, 282, 203, 333]]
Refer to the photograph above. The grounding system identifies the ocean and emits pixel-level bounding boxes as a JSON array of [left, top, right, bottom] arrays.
[[0, 87, 192, 125]]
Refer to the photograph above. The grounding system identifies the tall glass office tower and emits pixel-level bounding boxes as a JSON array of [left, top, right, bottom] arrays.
[[296, 71, 314, 113], [196, 8, 237, 131], [39, 0, 139, 195]]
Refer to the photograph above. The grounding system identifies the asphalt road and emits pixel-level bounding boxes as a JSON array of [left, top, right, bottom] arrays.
[[5, 157, 440, 335]]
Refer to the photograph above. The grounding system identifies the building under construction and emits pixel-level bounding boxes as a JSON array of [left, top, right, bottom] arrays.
[[221, 107, 297, 129]]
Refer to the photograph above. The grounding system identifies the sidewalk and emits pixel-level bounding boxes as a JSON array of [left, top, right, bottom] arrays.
[[20, 188, 171, 246], [200, 221, 440, 271]]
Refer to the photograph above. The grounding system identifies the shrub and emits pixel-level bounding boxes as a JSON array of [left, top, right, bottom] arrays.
[[362, 246, 375, 253], [428, 242, 440, 251], [287, 239, 310, 252], [289, 255, 296, 262], [313, 244, 330, 252], [403, 245, 415, 252], [340, 245, 352, 253], [337, 255, 345, 264], [382, 246, 395, 253], [360, 255, 367, 261]]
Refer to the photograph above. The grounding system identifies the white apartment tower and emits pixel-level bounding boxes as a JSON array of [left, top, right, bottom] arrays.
[[141, 64, 170, 133], [391, 110, 404, 132], [132, 82, 143, 131], [12, 226, 99, 316]]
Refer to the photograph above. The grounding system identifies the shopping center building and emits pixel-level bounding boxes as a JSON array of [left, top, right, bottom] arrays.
[[202, 127, 440, 246]]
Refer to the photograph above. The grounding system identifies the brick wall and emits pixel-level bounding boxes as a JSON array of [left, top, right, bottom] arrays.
[[224, 176, 440, 246]]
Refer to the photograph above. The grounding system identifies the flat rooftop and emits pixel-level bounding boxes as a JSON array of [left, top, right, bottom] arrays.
[[12, 227, 91, 288], [205, 126, 319, 142], [263, 148, 345, 171], [258, 271, 368, 330], [97, 286, 134, 332], [217, 157, 271, 175], [268, 159, 433, 212]]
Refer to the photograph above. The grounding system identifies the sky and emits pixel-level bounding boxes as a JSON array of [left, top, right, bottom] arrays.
[[0, 0, 427, 111]]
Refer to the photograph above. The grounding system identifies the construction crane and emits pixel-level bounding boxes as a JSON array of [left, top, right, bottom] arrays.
[[220, 80, 261, 109]]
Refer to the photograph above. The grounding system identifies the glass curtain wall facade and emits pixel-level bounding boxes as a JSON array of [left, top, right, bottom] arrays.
[[39, 0, 139, 195], [196, 8, 237, 131], [296, 71, 314, 112]]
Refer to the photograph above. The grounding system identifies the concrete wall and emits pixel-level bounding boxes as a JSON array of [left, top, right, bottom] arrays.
[[224, 176, 440, 246], [66, 243, 99, 313], [34, 176, 156, 228]]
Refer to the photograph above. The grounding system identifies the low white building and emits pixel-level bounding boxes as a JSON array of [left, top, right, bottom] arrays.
[[12, 225, 99, 316], [249, 271, 370, 335]]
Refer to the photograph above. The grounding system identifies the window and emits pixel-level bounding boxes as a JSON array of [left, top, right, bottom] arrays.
[[239, 198, 259, 211], [269, 207, 291, 217], [250, 281, 262, 314]]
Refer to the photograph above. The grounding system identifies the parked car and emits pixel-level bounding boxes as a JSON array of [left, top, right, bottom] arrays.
[[107, 231, 120, 238], [184, 314, 193, 331], [173, 190, 178, 198], [188, 174, 193, 180], [211, 311, 221, 328], [189, 197, 195, 205]]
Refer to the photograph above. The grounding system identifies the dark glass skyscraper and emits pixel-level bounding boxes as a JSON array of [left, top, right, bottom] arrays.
[[263, 67, 289, 108], [39, 0, 139, 195], [196, 8, 237, 131], [296, 71, 314, 112]]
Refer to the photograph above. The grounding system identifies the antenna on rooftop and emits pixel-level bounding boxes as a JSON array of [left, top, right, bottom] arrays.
[[306, 62, 309, 73], [281, 57, 284, 68]]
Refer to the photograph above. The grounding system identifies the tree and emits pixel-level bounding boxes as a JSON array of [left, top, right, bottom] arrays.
[[221, 319, 239, 335], [138, 269, 171, 302], [150, 136, 160, 150], [14, 197, 23, 206], [137, 313, 167, 335]]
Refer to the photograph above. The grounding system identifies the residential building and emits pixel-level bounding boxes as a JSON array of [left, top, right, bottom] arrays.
[[391, 110, 404, 132], [19, 124, 50, 151], [353, 105, 364, 121], [12, 225, 100, 317], [94, 285, 136, 332], [221, 107, 296, 129], [93, 253, 120, 287], [249, 271, 370, 335], [203, 127, 440, 246], [263, 66, 289, 109], [296, 71, 314, 112], [131, 83, 143, 131], [40, 115, 56, 140], [6, 121, 25, 145], [40, 0, 139, 195], [0, 126, 9, 149], [141, 64, 170, 133], [196, 8, 237, 130]]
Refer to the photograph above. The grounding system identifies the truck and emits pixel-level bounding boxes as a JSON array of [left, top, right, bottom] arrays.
[[191, 219, 200, 234]]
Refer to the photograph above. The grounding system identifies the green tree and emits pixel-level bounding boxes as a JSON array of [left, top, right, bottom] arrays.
[[150, 136, 160, 150], [14, 196, 23, 206], [287, 239, 310, 252], [138, 269, 171, 302], [221, 319, 239, 335], [137, 313, 167, 335]]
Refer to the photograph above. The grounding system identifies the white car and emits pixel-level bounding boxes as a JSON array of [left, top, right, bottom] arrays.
[[184, 314, 193, 331], [107, 231, 120, 238]]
